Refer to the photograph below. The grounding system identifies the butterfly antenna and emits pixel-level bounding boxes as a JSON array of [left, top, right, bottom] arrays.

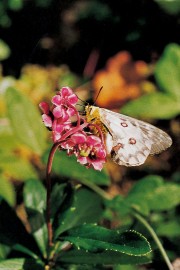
[[75, 94, 89, 105], [93, 86, 103, 105]]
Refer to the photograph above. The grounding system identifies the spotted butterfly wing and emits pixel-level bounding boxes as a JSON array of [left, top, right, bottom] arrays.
[[86, 106, 172, 166]]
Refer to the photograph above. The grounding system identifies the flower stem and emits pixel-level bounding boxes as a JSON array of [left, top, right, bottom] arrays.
[[133, 212, 174, 270], [46, 142, 61, 247], [79, 178, 111, 200]]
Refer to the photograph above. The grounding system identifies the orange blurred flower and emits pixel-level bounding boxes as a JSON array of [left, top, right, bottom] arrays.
[[92, 51, 150, 110]]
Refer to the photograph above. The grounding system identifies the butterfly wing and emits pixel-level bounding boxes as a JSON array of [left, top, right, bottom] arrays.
[[99, 108, 172, 166]]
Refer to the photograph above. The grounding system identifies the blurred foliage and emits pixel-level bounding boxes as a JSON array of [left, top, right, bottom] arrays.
[[121, 43, 180, 119], [154, 0, 180, 15], [0, 39, 11, 61], [0, 0, 53, 27]]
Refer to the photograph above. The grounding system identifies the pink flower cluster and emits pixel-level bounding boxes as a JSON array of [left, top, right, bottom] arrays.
[[39, 87, 106, 171]]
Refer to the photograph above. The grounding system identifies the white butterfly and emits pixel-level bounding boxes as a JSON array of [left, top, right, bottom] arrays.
[[85, 106, 172, 166]]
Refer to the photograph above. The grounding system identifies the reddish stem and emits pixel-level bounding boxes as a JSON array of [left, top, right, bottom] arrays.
[[45, 104, 105, 249], [46, 142, 61, 247], [46, 104, 85, 248]]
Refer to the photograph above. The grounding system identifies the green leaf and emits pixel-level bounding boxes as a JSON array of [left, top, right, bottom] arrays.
[[51, 183, 69, 219], [105, 195, 131, 218], [114, 265, 139, 270], [155, 43, 180, 100], [0, 174, 15, 206], [5, 87, 47, 155], [58, 250, 151, 265], [125, 175, 180, 214], [0, 258, 44, 270], [8, 0, 23, 10], [13, 244, 39, 259], [54, 188, 103, 238], [0, 243, 11, 260], [156, 220, 180, 238], [62, 224, 151, 256], [127, 175, 164, 196], [120, 92, 180, 119], [23, 179, 47, 258], [154, 0, 180, 15], [146, 183, 180, 211], [0, 153, 38, 181], [109, 176, 163, 216], [49, 150, 110, 186], [0, 39, 10, 60]]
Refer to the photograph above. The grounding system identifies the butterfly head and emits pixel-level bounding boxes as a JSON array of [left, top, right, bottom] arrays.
[[85, 105, 108, 135]]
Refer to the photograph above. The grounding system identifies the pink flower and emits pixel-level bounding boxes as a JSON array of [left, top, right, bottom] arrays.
[[39, 87, 79, 142], [62, 132, 106, 171], [39, 86, 106, 170]]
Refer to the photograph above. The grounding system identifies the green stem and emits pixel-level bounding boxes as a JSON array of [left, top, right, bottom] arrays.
[[133, 212, 174, 270], [79, 178, 111, 200]]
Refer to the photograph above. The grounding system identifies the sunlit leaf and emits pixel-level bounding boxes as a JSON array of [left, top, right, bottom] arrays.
[[5, 87, 47, 155], [0, 153, 38, 181], [120, 92, 180, 119], [0, 174, 15, 206], [155, 43, 180, 100], [23, 179, 48, 258], [61, 224, 151, 256], [54, 188, 103, 238], [0, 258, 44, 270], [0, 39, 10, 60]]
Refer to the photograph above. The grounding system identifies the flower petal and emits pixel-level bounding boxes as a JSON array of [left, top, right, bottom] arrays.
[[39, 102, 50, 114], [42, 114, 52, 127], [52, 95, 62, 106]]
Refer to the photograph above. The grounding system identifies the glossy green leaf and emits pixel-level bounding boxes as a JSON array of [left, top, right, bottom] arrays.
[[54, 188, 103, 238], [5, 87, 47, 155], [0, 174, 15, 206], [58, 250, 151, 265], [23, 179, 47, 258], [61, 224, 151, 256], [13, 244, 39, 259], [0, 258, 44, 270], [120, 92, 180, 119], [51, 183, 69, 219], [47, 150, 110, 186], [155, 43, 180, 100]]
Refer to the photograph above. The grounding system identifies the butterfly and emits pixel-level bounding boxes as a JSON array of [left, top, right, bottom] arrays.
[[85, 105, 172, 166]]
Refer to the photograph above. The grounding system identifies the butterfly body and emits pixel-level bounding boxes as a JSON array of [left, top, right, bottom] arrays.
[[85, 105, 172, 166]]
